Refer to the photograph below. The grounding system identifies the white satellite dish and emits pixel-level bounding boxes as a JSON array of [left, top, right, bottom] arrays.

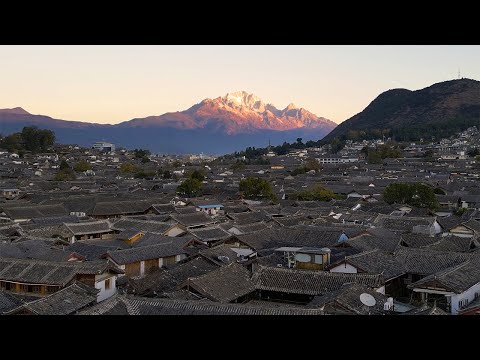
[[360, 293, 376, 307]]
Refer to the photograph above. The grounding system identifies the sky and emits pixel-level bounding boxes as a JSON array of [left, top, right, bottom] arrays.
[[0, 45, 479, 125]]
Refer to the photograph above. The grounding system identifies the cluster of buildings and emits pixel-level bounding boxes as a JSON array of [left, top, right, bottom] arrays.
[[0, 129, 480, 316]]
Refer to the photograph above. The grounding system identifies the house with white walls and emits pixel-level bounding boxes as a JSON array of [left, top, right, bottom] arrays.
[[408, 261, 480, 314]]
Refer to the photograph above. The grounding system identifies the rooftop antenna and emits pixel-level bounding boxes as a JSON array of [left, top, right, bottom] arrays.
[[458, 68, 461, 79]]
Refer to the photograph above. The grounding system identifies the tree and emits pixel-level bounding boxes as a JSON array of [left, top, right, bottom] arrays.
[[190, 170, 205, 182], [367, 152, 382, 164], [54, 168, 76, 181], [177, 178, 202, 197], [120, 163, 138, 173], [467, 148, 480, 157], [383, 183, 438, 209], [305, 157, 320, 171], [133, 148, 151, 158], [20, 126, 55, 153], [476, 155, 480, 162], [423, 150, 435, 159], [59, 160, 70, 170], [330, 137, 345, 153], [162, 170, 172, 179], [74, 160, 92, 172], [291, 184, 337, 201], [0, 133, 22, 152], [239, 177, 276, 201]]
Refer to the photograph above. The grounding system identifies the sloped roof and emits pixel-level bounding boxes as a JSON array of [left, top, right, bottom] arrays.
[[78, 294, 325, 315], [107, 241, 187, 265], [64, 220, 112, 235], [111, 218, 174, 234], [0, 258, 121, 286], [394, 246, 472, 276], [408, 260, 480, 294], [188, 226, 231, 242], [252, 265, 383, 296], [169, 212, 216, 227], [17, 282, 98, 315], [0, 290, 23, 314], [184, 262, 255, 302], [330, 249, 406, 281], [307, 283, 387, 315], [3, 204, 67, 220]]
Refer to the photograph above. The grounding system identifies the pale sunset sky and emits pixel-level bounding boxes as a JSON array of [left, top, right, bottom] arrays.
[[0, 45, 478, 124]]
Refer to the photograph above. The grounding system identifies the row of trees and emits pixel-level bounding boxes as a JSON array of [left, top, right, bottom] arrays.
[[0, 126, 55, 154]]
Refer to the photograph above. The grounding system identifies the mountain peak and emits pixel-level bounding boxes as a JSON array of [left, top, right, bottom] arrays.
[[0, 107, 30, 115], [284, 103, 297, 111], [220, 91, 263, 108]]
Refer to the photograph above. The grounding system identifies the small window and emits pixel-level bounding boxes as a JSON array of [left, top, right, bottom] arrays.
[[105, 278, 111, 290], [475, 292, 480, 299]]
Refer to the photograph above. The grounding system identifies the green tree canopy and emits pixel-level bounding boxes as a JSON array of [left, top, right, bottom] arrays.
[[74, 160, 92, 172], [120, 163, 138, 173], [177, 178, 202, 197], [383, 182, 439, 209], [190, 170, 205, 182], [291, 184, 337, 201], [239, 177, 276, 201], [21, 126, 55, 153], [59, 160, 70, 170], [54, 168, 76, 181]]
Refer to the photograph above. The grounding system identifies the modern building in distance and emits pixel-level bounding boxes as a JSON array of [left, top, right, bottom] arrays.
[[92, 141, 115, 153]]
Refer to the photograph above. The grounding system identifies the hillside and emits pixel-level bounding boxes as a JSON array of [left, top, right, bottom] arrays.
[[322, 78, 480, 142]]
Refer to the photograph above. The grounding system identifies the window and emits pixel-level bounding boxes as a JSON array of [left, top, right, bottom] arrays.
[[459, 299, 469, 308], [105, 278, 111, 290], [475, 292, 480, 299]]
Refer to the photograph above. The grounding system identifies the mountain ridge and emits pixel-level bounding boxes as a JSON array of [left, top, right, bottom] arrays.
[[0, 91, 335, 154]]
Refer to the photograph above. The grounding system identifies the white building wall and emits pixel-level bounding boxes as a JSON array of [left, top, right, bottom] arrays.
[[449, 282, 480, 315], [329, 263, 358, 274], [95, 275, 117, 302]]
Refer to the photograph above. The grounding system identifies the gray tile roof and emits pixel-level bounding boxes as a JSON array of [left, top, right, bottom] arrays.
[[16, 282, 99, 315], [78, 294, 325, 315], [67, 242, 117, 260], [307, 283, 387, 315], [188, 226, 231, 242], [2, 204, 68, 220], [130, 257, 219, 295], [330, 249, 406, 281], [64, 220, 112, 235], [374, 215, 436, 233], [394, 246, 472, 276], [111, 218, 174, 234], [0, 290, 23, 314], [252, 266, 384, 296], [227, 211, 268, 225], [184, 263, 255, 302], [0, 258, 121, 286], [169, 212, 216, 227], [408, 260, 480, 294], [107, 241, 187, 265]]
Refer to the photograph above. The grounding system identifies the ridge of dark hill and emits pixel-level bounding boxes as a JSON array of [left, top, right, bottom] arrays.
[[323, 78, 480, 142]]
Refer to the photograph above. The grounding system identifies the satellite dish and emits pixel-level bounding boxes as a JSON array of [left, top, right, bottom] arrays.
[[360, 293, 376, 307]]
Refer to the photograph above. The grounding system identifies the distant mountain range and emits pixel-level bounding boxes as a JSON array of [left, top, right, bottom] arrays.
[[323, 78, 480, 143], [0, 91, 336, 154]]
